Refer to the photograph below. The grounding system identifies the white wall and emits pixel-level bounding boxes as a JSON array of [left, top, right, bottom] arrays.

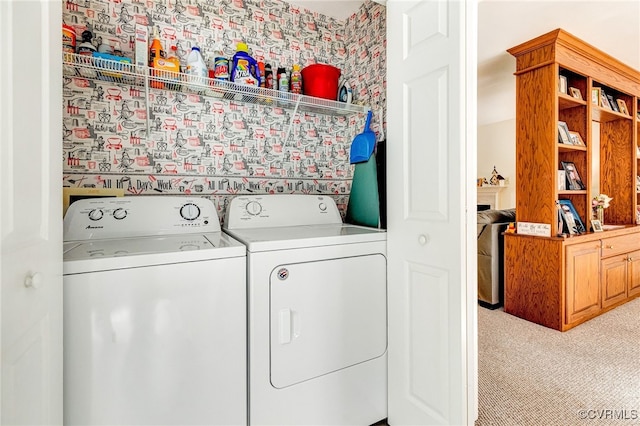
[[477, 119, 515, 209]]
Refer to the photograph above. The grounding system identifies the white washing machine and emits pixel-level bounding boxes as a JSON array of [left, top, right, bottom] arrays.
[[63, 196, 247, 425], [224, 194, 387, 425]]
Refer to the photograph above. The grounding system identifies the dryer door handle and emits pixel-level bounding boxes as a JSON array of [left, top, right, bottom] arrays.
[[278, 308, 292, 344]]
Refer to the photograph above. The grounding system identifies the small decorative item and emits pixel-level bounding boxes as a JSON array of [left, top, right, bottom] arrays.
[[592, 193, 613, 225], [569, 87, 582, 100], [489, 166, 505, 186]]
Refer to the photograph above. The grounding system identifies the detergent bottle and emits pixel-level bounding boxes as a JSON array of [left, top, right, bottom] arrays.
[[230, 42, 260, 86]]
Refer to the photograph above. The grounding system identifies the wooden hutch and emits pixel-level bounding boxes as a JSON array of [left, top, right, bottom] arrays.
[[505, 29, 640, 331]]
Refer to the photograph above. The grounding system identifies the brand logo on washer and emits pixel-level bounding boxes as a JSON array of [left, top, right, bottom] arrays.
[[277, 268, 289, 280]]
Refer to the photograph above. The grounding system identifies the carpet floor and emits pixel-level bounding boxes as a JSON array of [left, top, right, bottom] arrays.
[[476, 298, 640, 425]]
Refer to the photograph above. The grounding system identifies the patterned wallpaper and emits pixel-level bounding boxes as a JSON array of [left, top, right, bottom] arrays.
[[62, 0, 386, 220]]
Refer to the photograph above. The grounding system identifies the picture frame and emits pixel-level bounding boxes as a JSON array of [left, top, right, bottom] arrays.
[[558, 199, 586, 234], [557, 121, 573, 145], [600, 92, 612, 109], [561, 161, 586, 190], [607, 94, 619, 112], [569, 131, 585, 146], [569, 87, 582, 100], [616, 99, 629, 115], [591, 87, 601, 105], [558, 75, 568, 94], [591, 219, 603, 232]]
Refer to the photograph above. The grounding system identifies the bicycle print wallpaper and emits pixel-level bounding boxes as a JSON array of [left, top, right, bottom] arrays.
[[62, 0, 386, 219]]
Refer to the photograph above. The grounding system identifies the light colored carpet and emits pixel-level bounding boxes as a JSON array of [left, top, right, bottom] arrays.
[[476, 298, 640, 426]]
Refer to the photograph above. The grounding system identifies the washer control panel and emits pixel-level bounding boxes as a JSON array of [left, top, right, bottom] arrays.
[[224, 194, 342, 230], [64, 196, 221, 241]]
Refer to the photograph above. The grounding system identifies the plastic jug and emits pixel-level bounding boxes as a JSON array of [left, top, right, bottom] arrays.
[[230, 42, 260, 86]]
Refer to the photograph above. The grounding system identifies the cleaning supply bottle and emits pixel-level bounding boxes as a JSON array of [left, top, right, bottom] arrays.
[[290, 64, 302, 94], [76, 30, 96, 56], [148, 26, 165, 67], [186, 46, 208, 86], [264, 63, 274, 89], [277, 67, 289, 92], [230, 42, 259, 86]]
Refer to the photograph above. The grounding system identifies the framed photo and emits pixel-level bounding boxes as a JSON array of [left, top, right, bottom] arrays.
[[557, 121, 573, 145], [616, 99, 629, 115], [561, 161, 586, 190], [591, 87, 601, 105], [558, 199, 586, 234], [600, 92, 612, 109], [607, 94, 619, 112], [558, 170, 566, 190], [558, 75, 568, 94], [569, 87, 582, 100], [569, 131, 585, 146], [591, 219, 603, 232]]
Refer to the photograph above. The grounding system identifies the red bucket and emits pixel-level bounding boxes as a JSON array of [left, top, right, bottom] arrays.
[[301, 64, 341, 100]]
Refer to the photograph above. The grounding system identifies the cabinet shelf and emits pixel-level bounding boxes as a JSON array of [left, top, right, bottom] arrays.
[[592, 105, 633, 123], [558, 92, 586, 110], [63, 53, 368, 117], [558, 143, 587, 152]]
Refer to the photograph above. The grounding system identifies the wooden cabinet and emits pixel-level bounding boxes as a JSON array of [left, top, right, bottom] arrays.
[[504, 29, 640, 331], [565, 241, 600, 324], [600, 255, 628, 308]]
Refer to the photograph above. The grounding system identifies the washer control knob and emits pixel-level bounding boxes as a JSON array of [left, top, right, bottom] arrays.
[[319, 202, 327, 211], [88, 209, 104, 221], [180, 203, 201, 221], [113, 208, 127, 220], [246, 201, 262, 216]]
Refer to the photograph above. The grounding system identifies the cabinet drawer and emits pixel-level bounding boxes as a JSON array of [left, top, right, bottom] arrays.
[[601, 234, 640, 258]]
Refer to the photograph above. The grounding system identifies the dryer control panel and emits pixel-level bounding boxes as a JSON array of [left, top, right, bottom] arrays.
[[224, 194, 342, 229], [63, 196, 221, 241]]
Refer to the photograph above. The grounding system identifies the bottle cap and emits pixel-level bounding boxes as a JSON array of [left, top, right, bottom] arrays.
[[293, 64, 300, 71], [192, 46, 201, 52], [236, 42, 248, 52]]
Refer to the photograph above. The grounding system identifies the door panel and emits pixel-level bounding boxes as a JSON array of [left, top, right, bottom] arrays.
[[387, 0, 477, 424], [1, 1, 62, 424], [270, 255, 387, 389]]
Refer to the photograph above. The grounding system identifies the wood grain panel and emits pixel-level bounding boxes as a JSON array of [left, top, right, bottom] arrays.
[[504, 235, 563, 330], [601, 119, 634, 224], [628, 250, 640, 297], [515, 66, 557, 225]]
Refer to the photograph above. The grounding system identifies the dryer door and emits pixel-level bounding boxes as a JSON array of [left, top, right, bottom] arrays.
[[269, 254, 386, 389]]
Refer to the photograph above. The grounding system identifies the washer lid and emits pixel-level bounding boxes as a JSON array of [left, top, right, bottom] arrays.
[[225, 223, 386, 252], [63, 232, 245, 275]]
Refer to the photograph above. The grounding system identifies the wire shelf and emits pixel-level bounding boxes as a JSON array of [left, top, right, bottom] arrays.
[[63, 53, 368, 116]]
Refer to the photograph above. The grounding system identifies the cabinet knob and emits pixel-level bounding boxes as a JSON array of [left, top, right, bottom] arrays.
[[628, 257, 633, 262], [418, 234, 429, 245], [24, 272, 43, 289], [606, 245, 614, 249]]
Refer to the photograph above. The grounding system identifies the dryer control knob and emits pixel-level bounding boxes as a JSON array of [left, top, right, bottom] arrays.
[[246, 201, 262, 215], [113, 208, 127, 220], [88, 209, 104, 221], [180, 203, 201, 221], [318, 202, 327, 211]]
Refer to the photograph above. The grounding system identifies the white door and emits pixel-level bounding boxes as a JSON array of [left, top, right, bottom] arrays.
[[0, 1, 63, 424], [386, 0, 478, 424]]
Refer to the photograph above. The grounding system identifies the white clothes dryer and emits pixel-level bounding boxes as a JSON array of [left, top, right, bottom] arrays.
[[63, 196, 246, 426], [224, 194, 387, 426]]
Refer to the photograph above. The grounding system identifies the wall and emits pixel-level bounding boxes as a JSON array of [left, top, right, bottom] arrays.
[[477, 118, 515, 209], [62, 0, 386, 219]]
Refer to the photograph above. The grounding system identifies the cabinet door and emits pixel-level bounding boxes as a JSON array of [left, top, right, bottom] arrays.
[[565, 242, 601, 325], [627, 249, 640, 298], [601, 254, 629, 308]]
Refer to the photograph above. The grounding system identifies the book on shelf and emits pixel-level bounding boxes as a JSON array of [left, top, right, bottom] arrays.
[[557, 199, 586, 235], [560, 161, 585, 190]]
